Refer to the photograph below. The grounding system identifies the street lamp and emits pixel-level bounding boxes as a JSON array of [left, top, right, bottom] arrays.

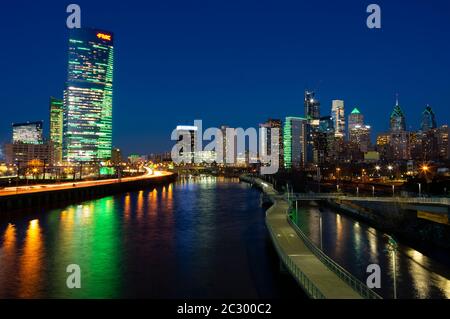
[[418, 183, 422, 197], [392, 185, 395, 197], [384, 234, 398, 299]]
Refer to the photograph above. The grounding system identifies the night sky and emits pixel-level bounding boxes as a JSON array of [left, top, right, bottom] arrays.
[[0, 0, 449, 155]]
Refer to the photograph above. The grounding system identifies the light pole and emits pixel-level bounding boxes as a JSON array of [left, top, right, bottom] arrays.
[[392, 185, 395, 197], [418, 183, 421, 197], [388, 165, 393, 180], [372, 186, 375, 197], [356, 186, 359, 197], [385, 234, 398, 299]]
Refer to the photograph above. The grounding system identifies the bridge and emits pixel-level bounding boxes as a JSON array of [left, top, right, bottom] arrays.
[[240, 175, 382, 299], [287, 193, 450, 206]]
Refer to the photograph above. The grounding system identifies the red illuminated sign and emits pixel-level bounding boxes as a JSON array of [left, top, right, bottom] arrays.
[[96, 33, 111, 41]]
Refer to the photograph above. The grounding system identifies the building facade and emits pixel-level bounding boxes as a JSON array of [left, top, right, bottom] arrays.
[[283, 117, 309, 169], [260, 119, 284, 169], [331, 100, 345, 138], [12, 121, 43, 144], [49, 97, 64, 163], [63, 28, 114, 162]]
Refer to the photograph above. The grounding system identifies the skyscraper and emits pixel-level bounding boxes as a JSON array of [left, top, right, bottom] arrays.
[[260, 119, 284, 169], [304, 91, 320, 120], [283, 117, 308, 169], [349, 125, 372, 153], [389, 97, 410, 160], [390, 97, 406, 132], [62, 28, 114, 162], [331, 100, 345, 138], [12, 121, 43, 144], [348, 107, 364, 133], [49, 97, 63, 163], [421, 105, 437, 132], [176, 125, 197, 163]]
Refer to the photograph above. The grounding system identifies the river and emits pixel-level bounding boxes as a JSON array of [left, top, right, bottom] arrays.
[[0, 176, 304, 298]]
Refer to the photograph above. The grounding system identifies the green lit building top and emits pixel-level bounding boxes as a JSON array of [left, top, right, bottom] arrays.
[[63, 28, 114, 162]]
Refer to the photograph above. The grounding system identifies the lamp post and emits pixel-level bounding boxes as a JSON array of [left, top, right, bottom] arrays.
[[372, 186, 375, 197], [418, 183, 421, 197], [385, 234, 398, 299], [388, 165, 393, 180], [392, 184, 395, 197]]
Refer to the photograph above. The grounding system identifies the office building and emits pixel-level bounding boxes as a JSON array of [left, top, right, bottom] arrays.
[[331, 100, 345, 138], [283, 117, 309, 169], [260, 119, 283, 169], [304, 91, 320, 120], [49, 97, 64, 163], [348, 107, 364, 133], [63, 28, 114, 162], [12, 121, 43, 144], [421, 105, 437, 132], [176, 125, 197, 163]]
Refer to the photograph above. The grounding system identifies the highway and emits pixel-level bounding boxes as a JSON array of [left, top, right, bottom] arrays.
[[0, 167, 172, 197]]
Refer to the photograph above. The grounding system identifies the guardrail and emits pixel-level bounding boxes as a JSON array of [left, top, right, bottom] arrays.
[[265, 219, 326, 299], [286, 207, 382, 299], [288, 193, 450, 206]]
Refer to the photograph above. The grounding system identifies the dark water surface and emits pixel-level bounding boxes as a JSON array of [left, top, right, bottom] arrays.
[[293, 204, 450, 299], [0, 176, 304, 299]]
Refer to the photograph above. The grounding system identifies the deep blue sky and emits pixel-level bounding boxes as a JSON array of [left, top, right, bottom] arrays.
[[0, 0, 449, 155]]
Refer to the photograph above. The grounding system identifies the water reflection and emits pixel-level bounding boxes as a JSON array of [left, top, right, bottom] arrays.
[[0, 177, 302, 298], [19, 220, 44, 298], [294, 205, 450, 299]]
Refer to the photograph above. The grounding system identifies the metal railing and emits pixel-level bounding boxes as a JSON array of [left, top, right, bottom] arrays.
[[266, 220, 326, 299], [287, 208, 382, 299], [288, 192, 450, 206]]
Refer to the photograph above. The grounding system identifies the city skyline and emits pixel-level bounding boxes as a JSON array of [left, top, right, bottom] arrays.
[[0, 0, 449, 156]]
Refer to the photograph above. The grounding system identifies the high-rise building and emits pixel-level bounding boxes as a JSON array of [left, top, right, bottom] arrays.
[[421, 105, 437, 132], [348, 107, 364, 133], [390, 97, 406, 132], [376, 132, 392, 161], [349, 125, 372, 153], [12, 121, 43, 144], [331, 100, 345, 138], [63, 28, 114, 162], [304, 91, 320, 120], [220, 125, 238, 165], [389, 97, 409, 160], [437, 125, 450, 161], [260, 119, 284, 169], [283, 117, 309, 169], [49, 97, 64, 163], [176, 125, 197, 163]]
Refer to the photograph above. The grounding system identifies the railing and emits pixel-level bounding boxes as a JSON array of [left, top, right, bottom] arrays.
[[288, 193, 450, 206], [286, 207, 382, 299], [265, 219, 326, 299]]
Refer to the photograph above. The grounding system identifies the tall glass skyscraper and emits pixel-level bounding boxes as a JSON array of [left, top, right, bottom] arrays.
[[331, 100, 345, 138], [421, 105, 437, 132], [63, 28, 114, 162], [283, 116, 308, 169], [49, 97, 63, 163], [390, 98, 406, 132]]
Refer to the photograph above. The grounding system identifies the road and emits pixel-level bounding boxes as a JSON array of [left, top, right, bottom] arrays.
[[0, 167, 172, 197]]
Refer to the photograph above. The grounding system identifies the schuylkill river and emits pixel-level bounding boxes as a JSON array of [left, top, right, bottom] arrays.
[[0, 176, 449, 299]]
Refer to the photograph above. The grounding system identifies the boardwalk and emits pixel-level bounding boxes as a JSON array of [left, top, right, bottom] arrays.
[[244, 176, 380, 299]]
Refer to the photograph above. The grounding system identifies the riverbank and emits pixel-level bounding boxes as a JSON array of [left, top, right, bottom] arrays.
[[0, 171, 177, 214]]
